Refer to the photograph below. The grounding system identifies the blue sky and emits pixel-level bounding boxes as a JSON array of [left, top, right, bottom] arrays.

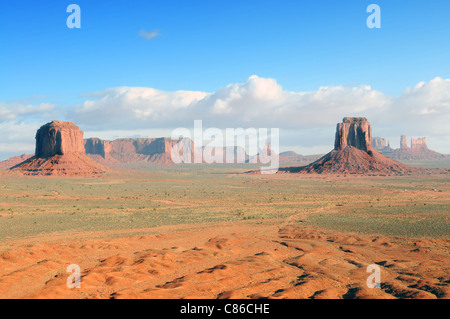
[[1, 0, 450, 159], [2, 0, 450, 101]]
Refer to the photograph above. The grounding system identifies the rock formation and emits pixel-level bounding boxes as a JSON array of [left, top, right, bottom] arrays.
[[374, 135, 447, 161], [12, 121, 107, 176], [85, 137, 196, 165], [373, 137, 392, 151], [34, 121, 85, 158], [278, 151, 322, 164], [334, 117, 372, 152], [281, 117, 415, 175], [411, 137, 427, 150], [400, 135, 408, 149], [0, 154, 33, 170]]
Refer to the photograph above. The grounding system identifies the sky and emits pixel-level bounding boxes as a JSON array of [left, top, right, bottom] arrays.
[[1, 0, 450, 160]]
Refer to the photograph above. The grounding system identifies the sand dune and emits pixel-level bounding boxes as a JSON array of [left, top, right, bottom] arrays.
[[0, 221, 448, 299]]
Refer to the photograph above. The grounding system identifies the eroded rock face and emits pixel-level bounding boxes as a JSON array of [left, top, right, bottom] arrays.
[[279, 117, 416, 175], [373, 137, 386, 150], [377, 135, 446, 161], [400, 135, 408, 149], [84, 137, 196, 165], [84, 138, 111, 159], [334, 117, 373, 152], [35, 121, 85, 158], [411, 137, 427, 150], [12, 121, 107, 176]]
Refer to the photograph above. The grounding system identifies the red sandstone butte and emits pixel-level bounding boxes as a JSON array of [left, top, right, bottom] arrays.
[[281, 117, 416, 175], [12, 121, 107, 176], [374, 135, 447, 161]]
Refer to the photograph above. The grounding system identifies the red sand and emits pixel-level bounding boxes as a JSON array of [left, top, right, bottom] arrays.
[[0, 222, 448, 299]]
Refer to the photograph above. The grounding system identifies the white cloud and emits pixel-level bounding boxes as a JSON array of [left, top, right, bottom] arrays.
[[0, 121, 41, 160], [1, 75, 450, 160], [139, 29, 161, 40], [70, 75, 450, 154], [388, 77, 450, 135], [71, 75, 393, 130], [0, 102, 55, 123], [72, 87, 209, 129]]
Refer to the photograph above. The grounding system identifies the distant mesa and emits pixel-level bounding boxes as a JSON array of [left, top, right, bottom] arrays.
[[84, 137, 196, 165], [278, 151, 322, 163], [1, 126, 314, 170], [373, 135, 448, 161], [280, 117, 416, 175], [372, 137, 391, 151], [5, 118, 441, 177], [85, 138, 273, 165], [11, 121, 107, 176], [279, 151, 299, 157]]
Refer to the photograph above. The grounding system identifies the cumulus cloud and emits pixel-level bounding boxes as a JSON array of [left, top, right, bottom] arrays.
[[0, 121, 41, 160], [72, 87, 209, 129], [139, 29, 161, 40], [69, 75, 450, 154], [1, 75, 450, 160], [71, 75, 393, 129], [389, 77, 450, 136], [0, 102, 57, 160], [0, 102, 55, 123]]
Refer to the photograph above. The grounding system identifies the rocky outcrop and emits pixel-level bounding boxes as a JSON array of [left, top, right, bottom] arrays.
[[12, 121, 107, 176], [373, 137, 389, 150], [35, 121, 85, 158], [84, 137, 195, 165], [334, 117, 372, 152], [400, 135, 408, 149], [84, 138, 111, 159], [280, 117, 415, 175], [278, 151, 323, 164], [375, 135, 447, 161], [0, 154, 33, 170], [411, 137, 427, 150]]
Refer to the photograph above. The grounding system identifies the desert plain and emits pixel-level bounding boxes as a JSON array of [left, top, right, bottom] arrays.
[[0, 162, 449, 299]]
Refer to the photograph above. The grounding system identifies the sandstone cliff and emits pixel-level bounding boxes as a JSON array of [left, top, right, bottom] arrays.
[[334, 117, 373, 152], [84, 137, 196, 165], [281, 117, 415, 175], [374, 135, 447, 161], [35, 121, 85, 158], [12, 121, 107, 176]]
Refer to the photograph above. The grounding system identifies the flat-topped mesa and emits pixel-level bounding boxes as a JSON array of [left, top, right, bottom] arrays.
[[373, 137, 387, 150], [35, 121, 85, 158], [374, 135, 445, 161], [411, 137, 428, 150], [84, 137, 197, 165], [334, 117, 373, 152], [84, 138, 111, 158], [12, 121, 107, 176], [399, 135, 429, 150]]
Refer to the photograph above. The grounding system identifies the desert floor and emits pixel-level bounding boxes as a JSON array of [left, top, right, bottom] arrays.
[[0, 164, 449, 299]]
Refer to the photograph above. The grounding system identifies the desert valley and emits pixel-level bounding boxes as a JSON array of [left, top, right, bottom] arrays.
[[0, 117, 448, 299]]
